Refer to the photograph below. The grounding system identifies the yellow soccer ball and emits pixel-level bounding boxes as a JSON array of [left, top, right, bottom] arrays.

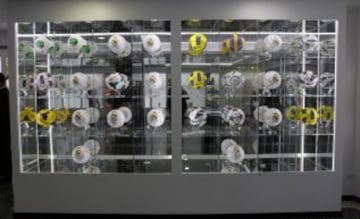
[[301, 107, 319, 125], [188, 33, 207, 56], [20, 106, 37, 123], [36, 109, 56, 128], [317, 105, 335, 122], [187, 70, 208, 89], [54, 108, 70, 123], [221, 33, 246, 54], [285, 106, 302, 121]]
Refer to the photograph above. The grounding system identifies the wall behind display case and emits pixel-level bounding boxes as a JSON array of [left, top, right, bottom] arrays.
[[354, 8, 360, 198], [0, 0, 7, 23], [8, 0, 348, 214], [0, 23, 7, 73]]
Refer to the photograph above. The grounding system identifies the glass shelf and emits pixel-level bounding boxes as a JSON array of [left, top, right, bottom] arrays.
[[21, 130, 172, 138], [180, 31, 336, 36], [182, 153, 333, 160], [22, 154, 172, 160], [17, 32, 172, 38], [181, 94, 335, 98]]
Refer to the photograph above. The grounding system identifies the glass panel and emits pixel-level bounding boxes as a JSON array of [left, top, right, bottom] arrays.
[[181, 19, 337, 173], [17, 20, 171, 173]]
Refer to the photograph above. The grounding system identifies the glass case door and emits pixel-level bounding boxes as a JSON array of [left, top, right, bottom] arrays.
[[181, 19, 337, 173], [16, 20, 171, 174]]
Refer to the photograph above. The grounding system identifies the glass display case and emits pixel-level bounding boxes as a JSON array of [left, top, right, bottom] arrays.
[[16, 20, 172, 173], [16, 19, 337, 175], [181, 19, 337, 173], [8, 0, 346, 214]]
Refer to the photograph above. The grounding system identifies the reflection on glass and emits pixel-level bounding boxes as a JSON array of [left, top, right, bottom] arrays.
[[181, 19, 337, 173]]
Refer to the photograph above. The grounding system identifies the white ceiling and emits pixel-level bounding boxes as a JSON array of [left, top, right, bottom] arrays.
[[0, 0, 358, 32]]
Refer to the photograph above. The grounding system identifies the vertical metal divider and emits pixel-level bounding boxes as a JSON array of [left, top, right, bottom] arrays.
[[255, 21, 260, 174], [32, 22, 41, 173], [279, 56, 283, 172], [283, 50, 289, 171], [281, 51, 284, 171], [69, 28, 75, 173], [171, 19, 182, 175], [128, 27, 134, 172], [132, 29, 137, 173], [300, 20, 306, 172], [315, 20, 321, 171], [47, 21, 55, 173], [332, 21, 338, 171], [14, 23, 23, 172]]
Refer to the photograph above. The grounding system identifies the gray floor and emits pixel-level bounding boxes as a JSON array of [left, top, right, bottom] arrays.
[[1, 182, 360, 218], [0, 183, 13, 219]]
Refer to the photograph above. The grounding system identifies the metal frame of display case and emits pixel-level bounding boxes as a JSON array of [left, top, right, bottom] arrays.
[[8, 0, 346, 214]]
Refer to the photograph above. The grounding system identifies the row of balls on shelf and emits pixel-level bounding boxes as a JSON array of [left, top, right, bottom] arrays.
[[187, 69, 281, 92], [285, 105, 335, 125], [187, 69, 335, 95], [18, 32, 336, 60], [20, 106, 167, 129], [188, 32, 335, 57], [19, 71, 164, 93], [253, 70, 334, 94], [19, 70, 334, 100], [70, 136, 246, 168], [71, 138, 244, 170], [18, 34, 163, 58], [187, 104, 335, 128], [19, 69, 334, 98]]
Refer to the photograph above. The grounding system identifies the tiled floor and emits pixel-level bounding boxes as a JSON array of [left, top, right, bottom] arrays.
[[2, 183, 360, 218]]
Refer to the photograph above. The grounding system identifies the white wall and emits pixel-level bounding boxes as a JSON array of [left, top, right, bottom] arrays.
[[0, 29, 8, 73], [0, 0, 7, 22], [0, 0, 8, 63], [342, 7, 358, 196], [0, 31, 7, 45], [343, 4, 360, 199], [354, 7, 360, 198]]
